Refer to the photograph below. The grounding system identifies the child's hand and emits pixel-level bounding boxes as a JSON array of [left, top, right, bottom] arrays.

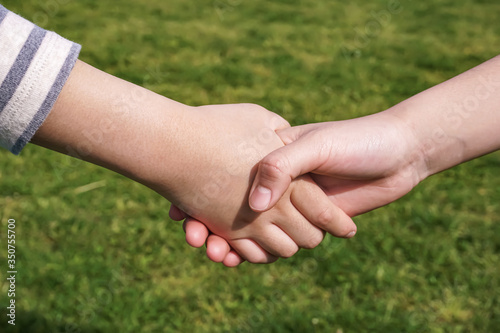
[[248, 114, 422, 217], [160, 103, 356, 263]]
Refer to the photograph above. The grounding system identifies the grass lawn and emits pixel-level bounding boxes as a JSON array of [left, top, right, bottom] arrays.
[[1, 0, 500, 332]]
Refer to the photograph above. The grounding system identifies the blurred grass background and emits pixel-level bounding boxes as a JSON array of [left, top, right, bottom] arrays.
[[1, 0, 500, 332]]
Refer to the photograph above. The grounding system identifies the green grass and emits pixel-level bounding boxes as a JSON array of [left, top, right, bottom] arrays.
[[1, 0, 500, 332]]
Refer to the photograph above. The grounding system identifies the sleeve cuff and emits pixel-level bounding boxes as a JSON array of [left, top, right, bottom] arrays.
[[0, 5, 81, 155]]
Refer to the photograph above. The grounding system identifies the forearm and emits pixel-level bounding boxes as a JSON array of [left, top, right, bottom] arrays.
[[385, 55, 500, 179], [31, 60, 190, 191]]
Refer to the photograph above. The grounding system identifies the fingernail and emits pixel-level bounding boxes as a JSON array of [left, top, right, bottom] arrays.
[[250, 186, 271, 211], [345, 231, 356, 238]]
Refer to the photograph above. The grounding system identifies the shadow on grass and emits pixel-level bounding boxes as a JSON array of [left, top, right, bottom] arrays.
[[2, 310, 101, 333]]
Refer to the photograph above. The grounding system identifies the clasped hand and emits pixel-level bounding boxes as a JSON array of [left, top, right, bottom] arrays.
[[164, 103, 357, 266], [170, 107, 423, 267]]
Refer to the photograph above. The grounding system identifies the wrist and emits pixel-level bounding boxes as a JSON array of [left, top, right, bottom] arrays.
[[385, 98, 470, 181], [32, 60, 193, 191], [98, 93, 194, 193], [381, 107, 432, 184]]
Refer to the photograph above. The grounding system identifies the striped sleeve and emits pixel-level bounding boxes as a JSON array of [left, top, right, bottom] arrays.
[[0, 5, 81, 155]]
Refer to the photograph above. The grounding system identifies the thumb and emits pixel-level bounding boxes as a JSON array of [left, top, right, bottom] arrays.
[[249, 126, 325, 212]]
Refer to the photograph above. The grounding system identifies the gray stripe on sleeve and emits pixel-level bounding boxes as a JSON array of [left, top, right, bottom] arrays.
[[0, 26, 46, 115], [0, 5, 8, 23], [11, 42, 81, 155]]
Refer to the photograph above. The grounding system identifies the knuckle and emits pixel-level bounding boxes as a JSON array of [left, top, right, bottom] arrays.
[[271, 114, 290, 130], [314, 205, 338, 229], [300, 232, 324, 249], [260, 154, 291, 182], [242, 102, 266, 112]]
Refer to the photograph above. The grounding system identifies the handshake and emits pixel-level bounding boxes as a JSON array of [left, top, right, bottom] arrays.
[[32, 57, 500, 267], [165, 103, 421, 267], [2, 4, 498, 268]]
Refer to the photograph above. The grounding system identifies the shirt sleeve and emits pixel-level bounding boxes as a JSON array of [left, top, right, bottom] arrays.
[[0, 5, 81, 155]]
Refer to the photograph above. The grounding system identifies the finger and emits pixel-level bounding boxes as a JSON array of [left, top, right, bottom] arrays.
[[248, 127, 326, 212], [309, 171, 416, 218], [169, 204, 188, 221], [206, 234, 231, 263], [183, 217, 210, 248], [291, 175, 357, 238], [264, 189, 325, 250], [254, 223, 300, 258], [229, 238, 279, 264], [272, 216, 325, 250], [222, 251, 246, 267]]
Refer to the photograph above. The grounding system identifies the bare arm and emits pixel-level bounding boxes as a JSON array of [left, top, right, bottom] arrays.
[[31, 60, 188, 191], [31, 60, 356, 264], [248, 55, 500, 213], [388, 55, 500, 179]]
